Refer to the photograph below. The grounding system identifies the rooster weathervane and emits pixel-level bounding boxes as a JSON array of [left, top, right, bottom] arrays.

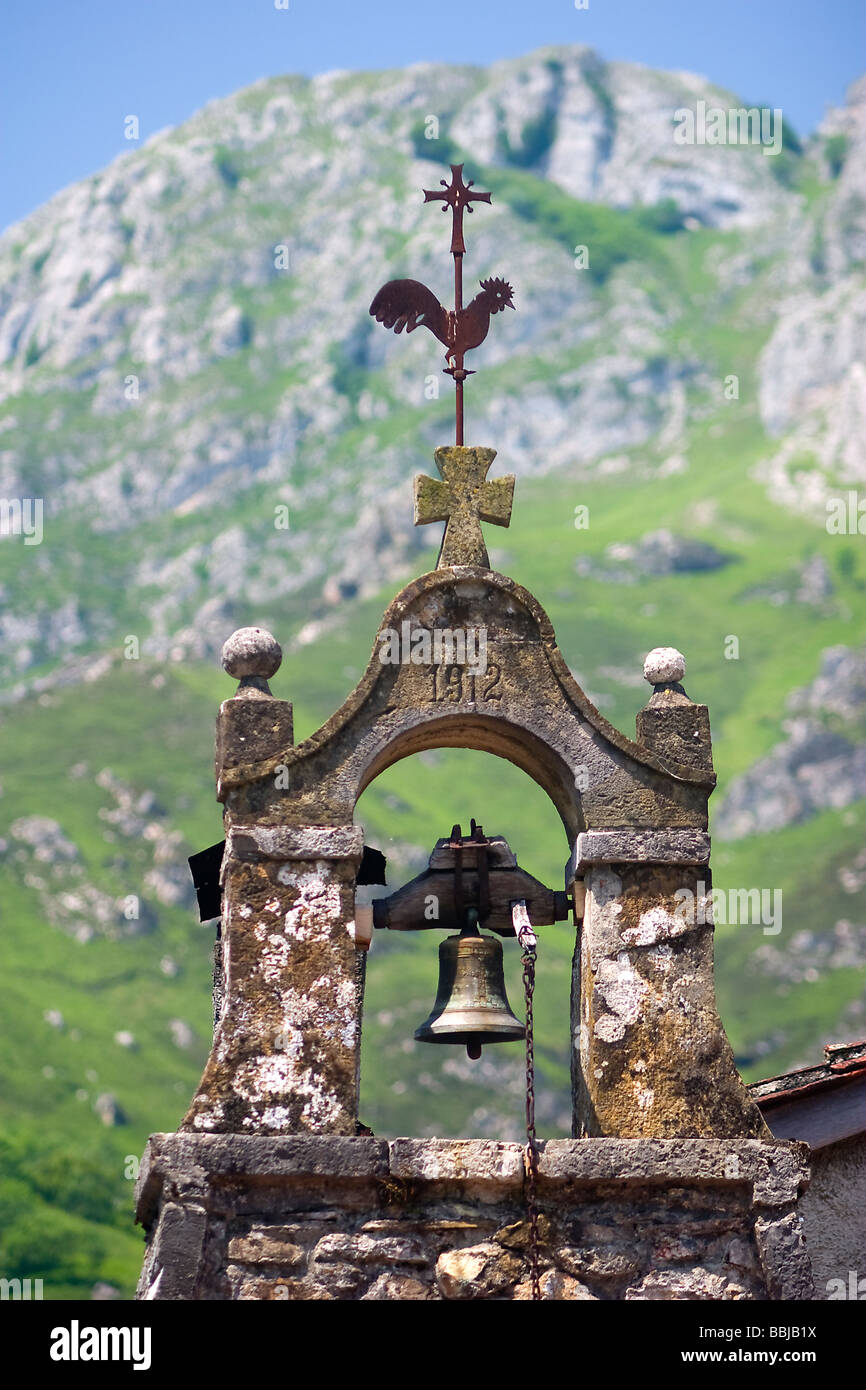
[[369, 164, 515, 445]]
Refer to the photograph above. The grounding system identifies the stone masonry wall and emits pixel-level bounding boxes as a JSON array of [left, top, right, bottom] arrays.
[[220, 1184, 762, 1301], [136, 1135, 814, 1301], [797, 1134, 866, 1298]]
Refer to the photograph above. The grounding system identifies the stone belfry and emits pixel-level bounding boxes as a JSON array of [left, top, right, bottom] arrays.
[[135, 167, 815, 1302]]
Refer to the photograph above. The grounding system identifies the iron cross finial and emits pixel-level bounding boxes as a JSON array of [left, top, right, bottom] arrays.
[[369, 161, 516, 446], [422, 163, 491, 256]]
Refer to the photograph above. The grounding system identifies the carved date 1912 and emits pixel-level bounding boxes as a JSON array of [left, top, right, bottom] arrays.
[[427, 662, 502, 703]]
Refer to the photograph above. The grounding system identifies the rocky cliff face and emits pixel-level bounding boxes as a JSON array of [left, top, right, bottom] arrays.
[[715, 644, 866, 838], [757, 76, 866, 513], [0, 47, 862, 685]]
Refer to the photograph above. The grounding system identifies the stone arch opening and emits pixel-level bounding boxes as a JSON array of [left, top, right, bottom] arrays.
[[354, 745, 574, 1140], [353, 710, 587, 843]]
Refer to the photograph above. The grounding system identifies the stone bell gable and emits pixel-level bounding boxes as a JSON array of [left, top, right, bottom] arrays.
[[182, 542, 766, 1145], [135, 440, 815, 1301]]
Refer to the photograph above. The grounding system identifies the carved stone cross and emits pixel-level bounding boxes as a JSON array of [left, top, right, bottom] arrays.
[[414, 446, 515, 569]]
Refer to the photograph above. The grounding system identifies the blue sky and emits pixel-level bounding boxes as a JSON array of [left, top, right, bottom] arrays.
[[1, 0, 863, 230]]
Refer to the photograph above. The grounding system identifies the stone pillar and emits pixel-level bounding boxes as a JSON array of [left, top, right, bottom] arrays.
[[572, 830, 769, 1140], [181, 626, 365, 1136], [182, 822, 364, 1135]]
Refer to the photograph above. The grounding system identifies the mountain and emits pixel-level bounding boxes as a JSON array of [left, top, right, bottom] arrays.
[[0, 46, 864, 1298]]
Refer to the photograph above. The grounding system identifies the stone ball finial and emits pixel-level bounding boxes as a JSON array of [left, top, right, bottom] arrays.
[[643, 646, 685, 686], [221, 627, 282, 680]]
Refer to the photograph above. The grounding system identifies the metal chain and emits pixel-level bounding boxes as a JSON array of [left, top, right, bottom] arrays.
[[514, 901, 540, 1301]]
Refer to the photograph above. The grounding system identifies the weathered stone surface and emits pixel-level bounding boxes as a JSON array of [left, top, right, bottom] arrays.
[[362, 1274, 432, 1300], [312, 1232, 427, 1266], [390, 1139, 525, 1185], [180, 853, 363, 1135], [136, 1134, 390, 1222], [574, 863, 771, 1139], [227, 1233, 304, 1267], [754, 1209, 817, 1300], [216, 567, 713, 830], [794, 1131, 866, 1298], [651, 1234, 706, 1263], [222, 627, 282, 680], [512, 1269, 598, 1300], [238, 1277, 334, 1300], [494, 1215, 552, 1250], [136, 1200, 208, 1300], [308, 1261, 366, 1297], [541, 1269, 596, 1300], [226, 824, 364, 863], [135, 1135, 813, 1301], [750, 1145, 813, 1206], [725, 1237, 760, 1274], [643, 647, 686, 685], [539, 1139, 803, 1195], [636, 698, 714, 774], [216, 697, 294, 775], [414, 447, 514, 569], [359, 1216, 489, 1235], [556, 1245, 641, 1282], [572, 829, 711, 870], [625, 1269, 736, 1300], [436, 1242, 523, 1299]]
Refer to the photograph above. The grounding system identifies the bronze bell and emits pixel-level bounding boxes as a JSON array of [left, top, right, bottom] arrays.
[[414, 910, 525, 1060]]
